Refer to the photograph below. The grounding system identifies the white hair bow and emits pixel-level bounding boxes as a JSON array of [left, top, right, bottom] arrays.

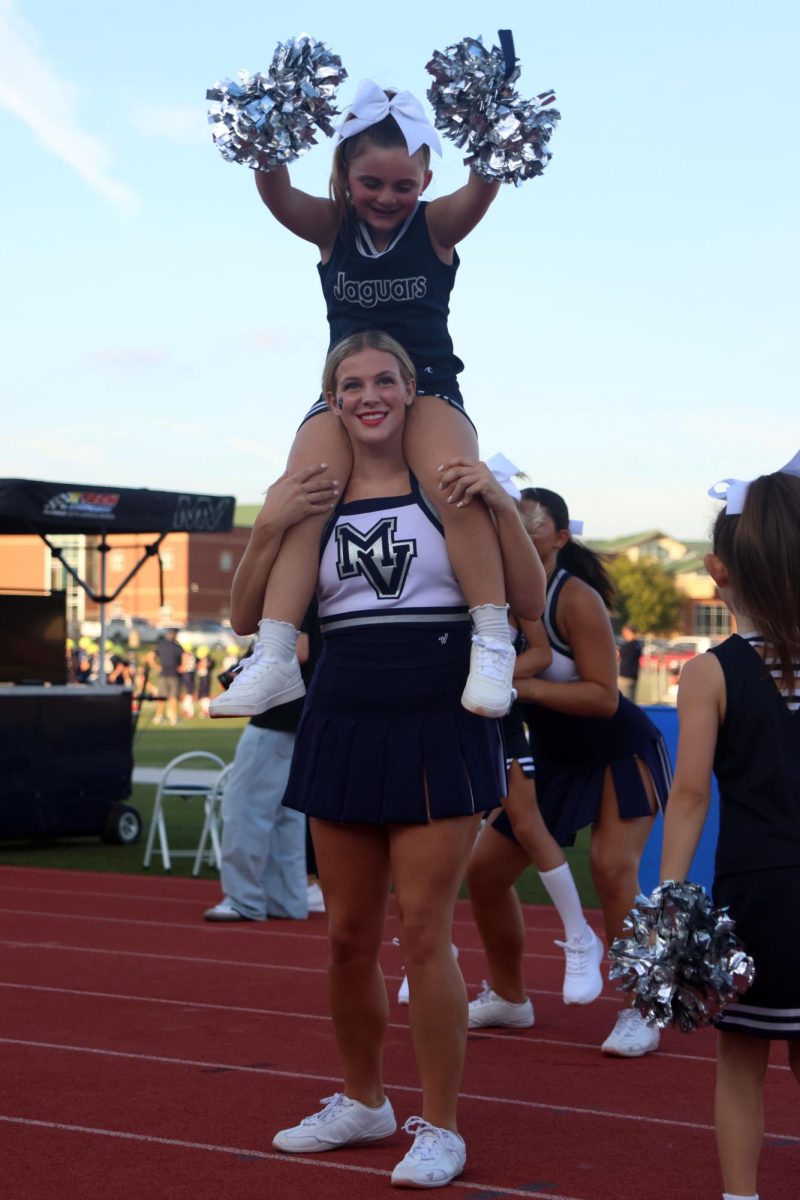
[[707, 449, 800, 515], [486, 452, 522, 501], [338, 79, 442, 157]]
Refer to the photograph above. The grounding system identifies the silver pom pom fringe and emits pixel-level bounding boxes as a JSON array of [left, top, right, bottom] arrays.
[[207, 34, 348, 171], [426, 32, 560, 186], [608, 881, 756, 1032]]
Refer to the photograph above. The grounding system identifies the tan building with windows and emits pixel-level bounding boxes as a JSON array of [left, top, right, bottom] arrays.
[[588, 530, 731, 637]]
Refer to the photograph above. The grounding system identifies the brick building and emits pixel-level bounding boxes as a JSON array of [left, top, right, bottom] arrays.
[[0, 524, 252, 633]]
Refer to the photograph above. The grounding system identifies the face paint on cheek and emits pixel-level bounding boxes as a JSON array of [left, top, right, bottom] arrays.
[[336, 396, 344, 410]]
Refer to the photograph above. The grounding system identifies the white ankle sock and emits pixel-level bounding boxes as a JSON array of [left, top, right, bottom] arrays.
[[256, 618, 299, 662], [723, 1194, 759, 1199], [538, 862, 591, 943], [469, 603, 512, 642]]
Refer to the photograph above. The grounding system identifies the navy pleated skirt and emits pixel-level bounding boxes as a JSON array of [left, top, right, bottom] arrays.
[[493, 695, 672, 847], [713, 866, 800, 1039], [282, 626, 506, 824]]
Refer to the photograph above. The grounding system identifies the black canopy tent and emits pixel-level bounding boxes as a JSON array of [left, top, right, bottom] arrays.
[[0, 477, 236, 682], [0, 478, 236, 843]]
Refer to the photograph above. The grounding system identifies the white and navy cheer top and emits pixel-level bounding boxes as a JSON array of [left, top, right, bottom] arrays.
[[281, 474, 505, 824], [317, 474, 470, 638]]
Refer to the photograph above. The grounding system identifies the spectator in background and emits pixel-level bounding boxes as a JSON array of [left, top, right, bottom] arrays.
[[179, 647, 197, 719], [150, 627, 183, 726], [195, 646, 213, 717], [73, 641, 94, 684], [618, 623, 643, 702], [203, 614, 322, 924], [107, 653, 133, 686]]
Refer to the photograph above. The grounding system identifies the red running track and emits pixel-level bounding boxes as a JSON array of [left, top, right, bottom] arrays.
[[0, 865, 797, 1199]]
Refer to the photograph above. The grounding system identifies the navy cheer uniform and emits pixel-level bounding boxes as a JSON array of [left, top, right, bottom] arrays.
[[710, 634, 800, 1039], [503, 627, 535, 779], [303, 202, 468, 423], [494, 568, 672, 847], [281, 475, 506, 824]]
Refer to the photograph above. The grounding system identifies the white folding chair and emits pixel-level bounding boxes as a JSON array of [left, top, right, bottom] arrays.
[[192, 761, 234, 877], [142, 751, 227, 872]]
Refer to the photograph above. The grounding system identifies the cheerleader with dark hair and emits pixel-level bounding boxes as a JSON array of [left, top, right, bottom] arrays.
[[464, 486, 673, 1057], [661, 454, 800, 1200]]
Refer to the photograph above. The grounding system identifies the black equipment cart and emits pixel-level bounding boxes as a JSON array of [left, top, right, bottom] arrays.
[[0, 476, 235, 843]]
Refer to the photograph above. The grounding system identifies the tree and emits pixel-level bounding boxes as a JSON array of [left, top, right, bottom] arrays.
[[607, 556, 683, 635]]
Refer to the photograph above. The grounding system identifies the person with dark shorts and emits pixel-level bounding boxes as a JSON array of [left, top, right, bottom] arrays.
[[152, 628, 182, 726]]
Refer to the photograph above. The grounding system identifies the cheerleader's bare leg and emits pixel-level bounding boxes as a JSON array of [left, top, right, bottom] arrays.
[[309, 818, 392, 1106], [592, 760, 660, 1056], [790, 1039, 800, 1085], [466, 815, 531, 1004], [715, 1031, 770, 1197], [389, 812, 482, 1132], [589, 760, 657, 946], [404, 397, 515, 719]]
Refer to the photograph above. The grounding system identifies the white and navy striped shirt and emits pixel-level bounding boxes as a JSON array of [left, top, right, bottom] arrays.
[[317, 476, 469, 637]]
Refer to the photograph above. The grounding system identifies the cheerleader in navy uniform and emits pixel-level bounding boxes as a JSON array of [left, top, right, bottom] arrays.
[[211, 77, 540, 723], [462, 487, 672, 1056], [238, 331, 544, 1189], [660, 454, 800, 1200]]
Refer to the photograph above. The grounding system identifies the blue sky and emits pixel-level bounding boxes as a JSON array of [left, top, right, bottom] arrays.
[[1, 0, 797, 538]]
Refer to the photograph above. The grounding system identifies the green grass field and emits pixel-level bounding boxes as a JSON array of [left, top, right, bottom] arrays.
[[0, 712, 599, 908]]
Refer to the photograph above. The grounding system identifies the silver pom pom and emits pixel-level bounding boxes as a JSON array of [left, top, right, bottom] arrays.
[[426, 34, 560, 186], [207, 34, 347, 171], [608, 881, 756, 1032]]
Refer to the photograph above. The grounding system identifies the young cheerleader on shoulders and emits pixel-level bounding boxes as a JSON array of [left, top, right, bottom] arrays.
[[211, 79, 541, 722]]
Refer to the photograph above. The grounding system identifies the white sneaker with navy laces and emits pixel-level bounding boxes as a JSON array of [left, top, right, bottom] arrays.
[[272, 1093, 396, 1153], [391, 1117, 466, 1188]]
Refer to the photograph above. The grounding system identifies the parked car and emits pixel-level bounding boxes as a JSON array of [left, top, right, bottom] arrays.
[[638, 637, 670, 670], [663, 636, 722, 673], [176, 620, 251, 654], [105, 616, 163, 645]]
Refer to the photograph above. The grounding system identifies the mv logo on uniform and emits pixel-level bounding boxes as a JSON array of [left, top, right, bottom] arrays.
[[335, 518, 417, 599]]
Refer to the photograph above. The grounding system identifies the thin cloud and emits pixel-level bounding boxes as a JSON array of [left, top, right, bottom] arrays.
[[0, 1, 137, 213], [132, 102, 209, 146], [223, 436, 286, 468], [3, 428, 107, 465], [92, 347, 169, 368]]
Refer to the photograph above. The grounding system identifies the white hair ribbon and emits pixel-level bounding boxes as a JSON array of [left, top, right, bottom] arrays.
[[568, 519, 584, 536], [486, 452, 522, 501], [338, 79, 442, 157], [707, 449, 800, 515]]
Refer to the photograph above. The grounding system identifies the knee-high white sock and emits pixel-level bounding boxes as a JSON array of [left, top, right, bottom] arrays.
[[469, 603, 512, 642], [256, 618, 299, 663], [538, 862, 591, 943]]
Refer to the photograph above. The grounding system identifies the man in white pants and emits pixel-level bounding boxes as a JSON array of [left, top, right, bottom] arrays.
[[204, 623, 323, 922]]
